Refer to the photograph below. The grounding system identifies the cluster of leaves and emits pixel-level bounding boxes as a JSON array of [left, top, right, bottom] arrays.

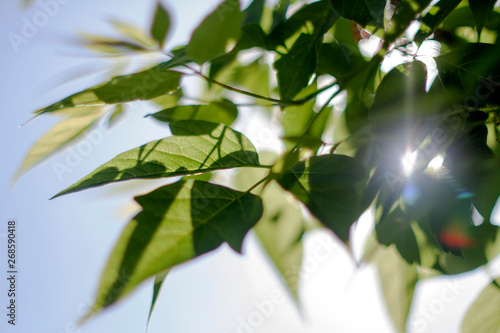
[[19, 0, 500, 331]]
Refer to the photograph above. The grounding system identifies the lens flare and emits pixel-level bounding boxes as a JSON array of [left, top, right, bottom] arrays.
[[401, 151, 418, 176]]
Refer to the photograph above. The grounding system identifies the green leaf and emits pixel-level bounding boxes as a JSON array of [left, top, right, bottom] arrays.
[[147, 269, 170, 329], [375, 207, 421, 264], [86, 180, 263, 316], [36, 65, 183, 114], [281, 83, 331, 150], [52, 121, 259, 198], [274, 34, 318, 101], [107, 104, 125, 128], [254, 182, 304, 299], [316, 41, 366, 81], [243, 0, 265, 25], [236, 23, 271, 50], [268, 0, 337, 47], [370, 61, 428, 143], [148, 99, 238, 126], [150, 88, 182, 109], [328, 0, 385, 28], [277, 155, 366, 243], [21, 0, 36, 8], [111, 19, 158, 49], [469, 0, 497, 37], [187, 0, 245, 64], [435, 43, 500, 106], [372, 243, 418, 333], [236, 152, 305, 299], [150, 1, 171, 48], [384, 0, 432, 45], [442, 6, 500, 33], [231, 61, 271, 100], [16, 106, 104, 179], [462, 279, 500, 333], [77, 32, 147, 54], [415, 0, 462, 44]]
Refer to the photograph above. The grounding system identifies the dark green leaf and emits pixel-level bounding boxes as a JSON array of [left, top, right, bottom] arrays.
[[436, 223, 500, 275], [274, 34, 318, 101], [243, 0, 265, 25], [442, 6, 500, 33], [53, 121, 259, 198], [435, 43, 500, 106], [462, 279, 500, 333], [384, 0, 432, 45], [469, 0, 497, 37], [147, 269, 170, 329], [268, 0, 337, 47], [187, 0, 245, 64], [36, 66, 183, 114], [415, 0, 462, 44], [236, 23, 271, 50], [148, 99, 238, 126], [150, 2, 171, 48], [316, 41, 366, 81], [277, 155, 366, 242], [328, 0, 385, 28], [375, 207, 421, 264], [86, 180, 263, 315]]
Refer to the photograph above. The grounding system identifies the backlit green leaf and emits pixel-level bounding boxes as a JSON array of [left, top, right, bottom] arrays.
[[16, 106, 104, 179], [53, 121, 259, 198], [462, 280, 500, 333], [187, 0, 245, 64], [36, 66, 183, 114], [148, 99, 238, 125], [86, 180, 263, 315], [328, 0, 385, 28], [277, 154, 366, 242], [268, 0, 337, 47], [274, 33, 318, 101], [373, 243, 418, 333], [236, 152, 305, 299], [150, 1, 171, 48], [111, 19, 158, 49]]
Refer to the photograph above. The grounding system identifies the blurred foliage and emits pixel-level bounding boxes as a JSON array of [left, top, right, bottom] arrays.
[[18, 0, 500, 331]]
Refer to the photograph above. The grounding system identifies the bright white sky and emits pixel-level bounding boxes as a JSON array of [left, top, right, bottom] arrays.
[[0, 1, 499, 333]]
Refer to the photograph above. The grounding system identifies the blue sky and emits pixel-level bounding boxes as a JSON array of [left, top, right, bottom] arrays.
[[1, 1, 499, 333]]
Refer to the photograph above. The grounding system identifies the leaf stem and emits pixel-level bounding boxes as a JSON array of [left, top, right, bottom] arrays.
[[185, 63, 302, 106], [163, 51, 329, 107], [246, 175, 271, 193], [290, 86, 342, 153]]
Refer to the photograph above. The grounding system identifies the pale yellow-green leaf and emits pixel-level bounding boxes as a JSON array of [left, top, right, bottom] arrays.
[[16, 106, 104, 179], [462, 280, 500, 333]]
